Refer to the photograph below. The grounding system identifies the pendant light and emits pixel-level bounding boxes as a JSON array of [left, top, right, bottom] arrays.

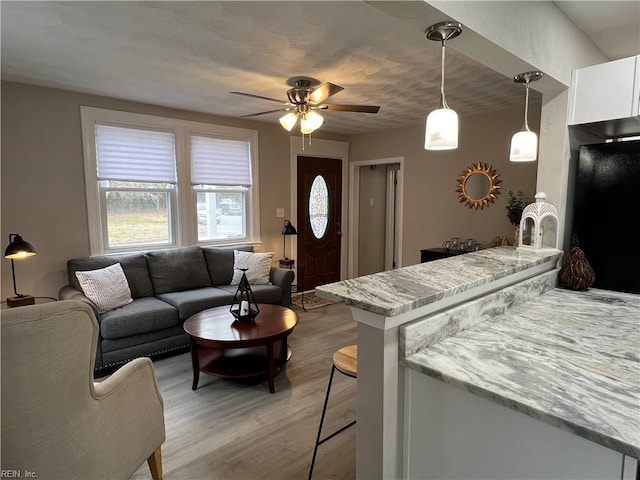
[[424, 21, 463, 151], [510, 71, 543, 162]]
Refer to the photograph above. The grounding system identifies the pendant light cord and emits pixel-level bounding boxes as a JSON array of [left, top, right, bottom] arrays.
[[522, 82, 530, 131], [440, 40, 449, 109]]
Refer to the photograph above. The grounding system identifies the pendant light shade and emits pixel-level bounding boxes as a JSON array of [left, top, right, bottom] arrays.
[[510, 71, 543, 162], [510, 130, 538, 162], [424, 21, 463, 151], [425, 107, 459, 150]]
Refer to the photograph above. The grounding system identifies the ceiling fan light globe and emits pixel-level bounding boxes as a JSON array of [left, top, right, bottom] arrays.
[[279, 112, 298, 131], [300, 122, 315, 135], [509, 130, 538, 162], [302, 111, 324, 132], [425, 108, 458, 150]]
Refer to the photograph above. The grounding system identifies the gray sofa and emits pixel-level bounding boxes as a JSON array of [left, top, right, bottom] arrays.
[[58, 245, 294, 377]]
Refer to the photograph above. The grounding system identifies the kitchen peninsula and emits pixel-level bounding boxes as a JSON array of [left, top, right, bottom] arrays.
[[316, 247, 639, 479]]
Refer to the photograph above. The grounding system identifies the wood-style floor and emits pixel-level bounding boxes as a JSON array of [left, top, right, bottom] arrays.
[[132, 302, 356, 480]]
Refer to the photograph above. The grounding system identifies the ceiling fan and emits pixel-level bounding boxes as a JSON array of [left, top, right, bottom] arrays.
[[230, 77, 380, 134]]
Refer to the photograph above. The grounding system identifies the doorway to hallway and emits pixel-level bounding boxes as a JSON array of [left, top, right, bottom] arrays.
[[348, 157, 403, 277]]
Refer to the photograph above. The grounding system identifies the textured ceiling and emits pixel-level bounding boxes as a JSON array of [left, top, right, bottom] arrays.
[[3, 1, 627, 135]]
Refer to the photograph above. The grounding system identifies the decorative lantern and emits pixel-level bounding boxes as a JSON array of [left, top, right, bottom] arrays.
[[517, 192, 560, 252], [230, 268, 259, 322]]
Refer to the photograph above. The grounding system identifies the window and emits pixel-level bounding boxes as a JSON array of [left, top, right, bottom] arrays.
[[96, 124, 177, 249], [81, 107, 260, 254], [309, 175, 329, 239], [191, 135, 251, 242]]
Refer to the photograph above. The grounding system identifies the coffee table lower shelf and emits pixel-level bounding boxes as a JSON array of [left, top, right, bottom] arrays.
[[190, 341, 292, 393]]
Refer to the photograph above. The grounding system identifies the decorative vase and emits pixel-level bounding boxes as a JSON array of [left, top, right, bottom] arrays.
[[558, 247, 595, 291]]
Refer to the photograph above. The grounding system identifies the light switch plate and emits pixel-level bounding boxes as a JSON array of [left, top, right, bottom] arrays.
[[276, 208, 285, 218]]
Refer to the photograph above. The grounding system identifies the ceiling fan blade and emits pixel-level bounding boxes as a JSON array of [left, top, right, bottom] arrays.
[[230, 91, 286, 104], [241, 108, 291, 118], [308, 82, 345, 104], [321, 104, 381, 114]]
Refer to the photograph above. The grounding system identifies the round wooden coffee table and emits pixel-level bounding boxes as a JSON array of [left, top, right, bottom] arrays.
[[183, 304, 298, 393]]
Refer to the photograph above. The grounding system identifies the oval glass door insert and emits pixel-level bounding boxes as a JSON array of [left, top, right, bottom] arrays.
[[309, 175, 329, 239]]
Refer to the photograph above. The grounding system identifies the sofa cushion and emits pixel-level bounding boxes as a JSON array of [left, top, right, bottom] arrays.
[[75, 263, 133, 313], [100, 297, 179, 340], [156, 287, 235, 321], [217, 284, 283, 305], [146, 247, 211, 294], [101, 324, 187, 354], [231, 250, 274, 285], [202, 245, 253, 286], [67, 253, 154, 299]]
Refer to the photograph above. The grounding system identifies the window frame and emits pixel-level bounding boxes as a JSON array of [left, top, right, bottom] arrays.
[[80, 106, 260, 255]]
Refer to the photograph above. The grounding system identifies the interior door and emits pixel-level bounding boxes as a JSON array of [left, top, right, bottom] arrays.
[[297, 156, 342, 291]]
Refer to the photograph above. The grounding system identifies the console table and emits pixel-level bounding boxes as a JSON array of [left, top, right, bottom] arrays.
[[420, 248, 463, 263]]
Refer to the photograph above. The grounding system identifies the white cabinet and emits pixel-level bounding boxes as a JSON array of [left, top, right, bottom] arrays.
[[404, 369, 638, 479], [569, 55, 640, 126]]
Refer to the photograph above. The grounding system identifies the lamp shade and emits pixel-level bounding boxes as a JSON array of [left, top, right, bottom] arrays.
[[282, 220, 297, 235], [425, 108, 458, 150], [4, 234, 37, 259], [279, 112, 298, 132], [510, 130, 538, 162]]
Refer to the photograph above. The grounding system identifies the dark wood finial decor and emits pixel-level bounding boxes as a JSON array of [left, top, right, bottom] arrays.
[[558, 247, 595, 291]]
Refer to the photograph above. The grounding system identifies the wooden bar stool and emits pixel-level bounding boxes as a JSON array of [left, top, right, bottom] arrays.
[[308, 344, 357, 480]]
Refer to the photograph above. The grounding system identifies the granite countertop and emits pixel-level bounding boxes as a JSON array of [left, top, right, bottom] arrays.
[[403, 288, 640, 459], [316, 247, 562, 317]]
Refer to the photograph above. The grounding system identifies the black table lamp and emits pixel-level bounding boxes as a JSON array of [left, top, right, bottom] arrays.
[[279, 220, 297, 267], [4, 233, 37, 307]]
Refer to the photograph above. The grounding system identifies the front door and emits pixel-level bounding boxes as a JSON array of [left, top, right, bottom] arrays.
[[297, 156, 342, 291]]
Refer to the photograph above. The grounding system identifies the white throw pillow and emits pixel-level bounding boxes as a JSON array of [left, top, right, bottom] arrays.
[[231, 250, 274, 285], [75, 263, 133, 313]]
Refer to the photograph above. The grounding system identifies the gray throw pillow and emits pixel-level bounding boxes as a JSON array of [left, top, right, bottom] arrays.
[[146, 247, 211, 294]]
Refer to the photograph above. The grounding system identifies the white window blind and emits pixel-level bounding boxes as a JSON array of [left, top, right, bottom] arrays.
[[96, 124, 177, 183], [191, 135, 252, 186]]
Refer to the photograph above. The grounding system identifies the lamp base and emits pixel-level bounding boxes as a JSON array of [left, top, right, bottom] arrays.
[[279, 258, 295, 267], [7, 295, 35, 308]]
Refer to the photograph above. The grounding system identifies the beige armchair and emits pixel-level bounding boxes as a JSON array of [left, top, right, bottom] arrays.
[[1, 300, 165, 479]]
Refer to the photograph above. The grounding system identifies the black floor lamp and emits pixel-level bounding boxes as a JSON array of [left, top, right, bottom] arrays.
[[279, 220, 297, 267], [4, 233, 37, 307]]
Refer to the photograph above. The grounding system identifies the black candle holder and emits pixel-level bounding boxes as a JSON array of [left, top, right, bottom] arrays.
[[230, 268, 260, 322]]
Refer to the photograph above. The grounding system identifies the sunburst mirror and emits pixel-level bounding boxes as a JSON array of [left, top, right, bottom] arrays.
[[456, 162, 502, 210]]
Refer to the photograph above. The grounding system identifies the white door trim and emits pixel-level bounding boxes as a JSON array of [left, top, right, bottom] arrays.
[[289, 137, 350, 280]]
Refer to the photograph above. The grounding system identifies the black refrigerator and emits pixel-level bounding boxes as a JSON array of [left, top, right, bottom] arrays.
[[573, 139, 640, 294]]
